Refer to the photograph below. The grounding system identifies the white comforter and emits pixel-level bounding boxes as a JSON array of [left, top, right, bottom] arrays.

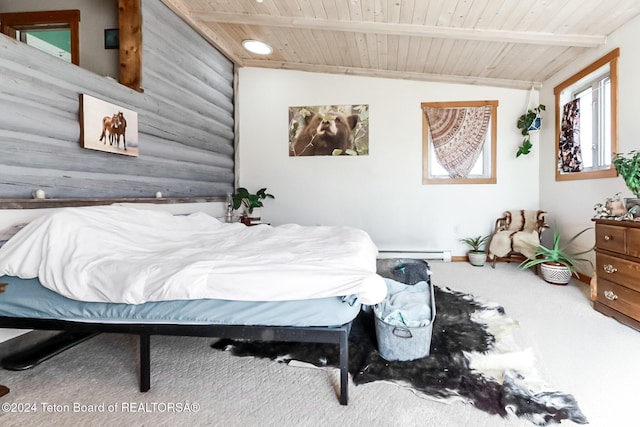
[[0, 206, 387, 305]]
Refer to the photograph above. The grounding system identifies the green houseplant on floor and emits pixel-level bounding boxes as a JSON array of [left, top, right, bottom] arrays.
[[460, 235, 490, 267], [519, 228, 593, 285]]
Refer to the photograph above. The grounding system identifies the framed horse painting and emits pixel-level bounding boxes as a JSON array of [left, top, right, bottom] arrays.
[[79, 94, 139, 157]]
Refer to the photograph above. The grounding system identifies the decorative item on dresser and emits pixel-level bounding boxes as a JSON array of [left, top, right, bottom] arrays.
[[593, 218, 640, 331]]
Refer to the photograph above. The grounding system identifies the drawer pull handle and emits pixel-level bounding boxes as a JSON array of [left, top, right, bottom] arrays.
[[604, 235, 612, 241], [604, 290, 618, 301], [603, 264, 618, 274]]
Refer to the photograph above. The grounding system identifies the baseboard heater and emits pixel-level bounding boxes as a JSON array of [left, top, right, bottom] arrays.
[[377, 249, 452, 262]]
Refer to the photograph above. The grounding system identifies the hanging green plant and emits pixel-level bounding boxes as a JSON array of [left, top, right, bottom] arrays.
[[516, 104, 545, 157]]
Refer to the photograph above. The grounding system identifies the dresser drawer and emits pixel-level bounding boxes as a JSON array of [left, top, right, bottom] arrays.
[[596, 224, 626, 254], [628, 228, 640, 258], [597, 278, 640, 321], [596, 252, 640, 292]]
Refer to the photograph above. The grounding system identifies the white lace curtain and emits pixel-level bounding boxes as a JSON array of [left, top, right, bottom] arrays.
[[422, 105, 492, 178]]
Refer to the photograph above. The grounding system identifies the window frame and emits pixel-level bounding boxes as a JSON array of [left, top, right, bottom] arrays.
[[572, 73, 611, 170], [0, 10, 80, 66], [421, 100, 498, 185], [554, 48, 619, 182]]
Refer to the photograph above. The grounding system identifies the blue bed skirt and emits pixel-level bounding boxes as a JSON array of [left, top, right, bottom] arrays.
[[0, 276, 361, 327]]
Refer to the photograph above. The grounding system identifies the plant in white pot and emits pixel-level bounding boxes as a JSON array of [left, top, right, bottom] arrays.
[[519, 228, 593, 285], [459, 235, 490, 267]]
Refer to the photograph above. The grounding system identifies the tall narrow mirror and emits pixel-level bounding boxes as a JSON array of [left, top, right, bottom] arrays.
[[554, 48, 619, 181]]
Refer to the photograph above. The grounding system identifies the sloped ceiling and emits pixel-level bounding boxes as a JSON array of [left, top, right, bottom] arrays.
[[162, 0, 640, 89]]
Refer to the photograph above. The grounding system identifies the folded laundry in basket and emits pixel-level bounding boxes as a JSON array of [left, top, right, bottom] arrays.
[[378, 278, 432, 327]]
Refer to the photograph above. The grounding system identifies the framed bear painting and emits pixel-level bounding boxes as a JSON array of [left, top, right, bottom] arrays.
[[288, 104, 369, 156]]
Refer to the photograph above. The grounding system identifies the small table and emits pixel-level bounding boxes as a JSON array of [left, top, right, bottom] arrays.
[[240, 217, 270, 226]]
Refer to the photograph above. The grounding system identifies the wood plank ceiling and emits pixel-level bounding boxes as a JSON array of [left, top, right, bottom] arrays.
[[161, 0, 640, 89]]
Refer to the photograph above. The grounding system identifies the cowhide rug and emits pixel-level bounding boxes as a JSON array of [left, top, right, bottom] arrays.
[[212, 286, 587, 426]]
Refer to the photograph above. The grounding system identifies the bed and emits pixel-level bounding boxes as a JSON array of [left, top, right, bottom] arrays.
[[0, 205, 388, 405]]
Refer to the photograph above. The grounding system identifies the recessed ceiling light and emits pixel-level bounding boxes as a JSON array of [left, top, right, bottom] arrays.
[[242, 39, 272, 55]]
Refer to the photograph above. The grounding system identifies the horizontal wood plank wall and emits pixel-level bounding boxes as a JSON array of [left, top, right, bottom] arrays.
[[0, 1, 234, 200]]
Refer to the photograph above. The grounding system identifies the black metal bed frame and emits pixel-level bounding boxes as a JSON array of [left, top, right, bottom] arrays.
[[0, 316, 353, 405]]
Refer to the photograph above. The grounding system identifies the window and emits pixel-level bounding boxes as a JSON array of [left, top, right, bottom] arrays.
[[562, 67, 611, 171], [554, 49, 619, 181], [422, 100, 498, 184], [572, 75, 611, 169], [0, 10, 80, 65]]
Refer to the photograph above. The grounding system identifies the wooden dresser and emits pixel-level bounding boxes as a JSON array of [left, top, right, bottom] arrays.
[[594, 218, 640, 331]]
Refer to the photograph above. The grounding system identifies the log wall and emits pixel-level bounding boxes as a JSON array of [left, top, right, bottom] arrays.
[[0, 0, 235, 201]]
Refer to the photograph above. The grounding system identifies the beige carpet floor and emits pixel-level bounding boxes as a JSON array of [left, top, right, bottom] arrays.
[[0, 261, 639, 427]]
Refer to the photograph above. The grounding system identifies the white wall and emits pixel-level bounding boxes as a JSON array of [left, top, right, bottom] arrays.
[[539, 14, 640, 268], [237, 68, 540, 256]]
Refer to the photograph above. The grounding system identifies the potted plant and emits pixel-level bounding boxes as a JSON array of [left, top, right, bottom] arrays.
[[459, 235, 490, 267], [519, 228, 593, 285], [231, 187, 274, 222], [516, 104, 545, 157], [612, 151, 640, 216]]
